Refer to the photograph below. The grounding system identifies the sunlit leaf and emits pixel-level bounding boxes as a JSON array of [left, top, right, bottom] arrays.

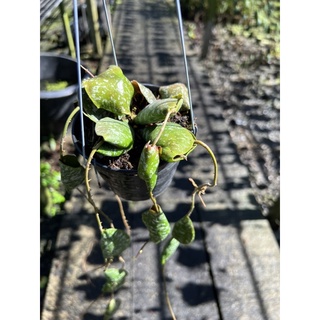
[[102, 268, 128, 293], [141, 122, 196, 162], [82, 65, 134, 116]]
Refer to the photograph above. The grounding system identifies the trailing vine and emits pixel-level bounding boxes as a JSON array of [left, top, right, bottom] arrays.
[[59, 64, 218, 319]]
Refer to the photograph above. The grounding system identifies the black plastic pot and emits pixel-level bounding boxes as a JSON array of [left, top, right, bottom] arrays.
[[40, 52, 89, 138], [71, 84, 181, 201]]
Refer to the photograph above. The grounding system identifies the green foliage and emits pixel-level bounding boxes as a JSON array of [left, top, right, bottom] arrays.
[[59, 155, 85, 192], [40, 161, 66, 217], [142, 205, 171, 243], [161, 237, 180, 265], [58, 65, 219, 320], [172, 215, 195, 244], [102, 268, 128, 293], [42, 80, 69, 91], [104, 298, 121, 320], [181, 0, 280, 59], [100, 228, 131, 259]]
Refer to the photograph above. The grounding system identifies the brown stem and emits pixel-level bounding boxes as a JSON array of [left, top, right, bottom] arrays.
[[115, 194, 131, 236], [83, 140, 115, 232], [194, 140, 218, 186], [81, 64, 95, 78], [162, 265, 177, 320]]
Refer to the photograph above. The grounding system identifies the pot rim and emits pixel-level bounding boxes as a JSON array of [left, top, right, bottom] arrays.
[[40, 85, 78, 99], [40, 52, 87, 99]]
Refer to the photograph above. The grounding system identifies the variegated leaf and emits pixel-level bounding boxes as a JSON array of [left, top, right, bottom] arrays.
[[133, 98, 180, 125], [82, 65, 134, 116], [59, 155, 85, 192], [142, 205, 171, 243], [141, 122, 196, 162], [159, 82, 190, 111], [100, 228, 131, 259], [138, 142, 160, 191], [161, 237, 180, 265], [95, 117, 134, 149], [172, 215, 195, 244]]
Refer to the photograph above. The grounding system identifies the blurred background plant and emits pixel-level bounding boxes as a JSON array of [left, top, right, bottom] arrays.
[[40, 160, 65, 218], [180, 0, 280, 60], [40, 137, 68, 310]]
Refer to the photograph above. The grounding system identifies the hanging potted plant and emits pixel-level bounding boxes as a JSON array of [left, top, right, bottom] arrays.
[[59, 64, 218, 319]]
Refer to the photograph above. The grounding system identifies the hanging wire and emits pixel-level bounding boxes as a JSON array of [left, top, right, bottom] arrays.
[[73, 0, 86, 163], [102, 0, 118, 66], [175, 0, 197, 135]]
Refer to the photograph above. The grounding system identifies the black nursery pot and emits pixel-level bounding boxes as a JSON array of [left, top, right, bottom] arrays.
[[40, 52, 89, 138], [72, 113, 179, 201], [71, 84, 181, 201]]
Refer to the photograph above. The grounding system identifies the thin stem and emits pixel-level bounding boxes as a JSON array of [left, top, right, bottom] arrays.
[[76, 187, 114, 227], [85, 139, 115, 232], [194, 140, 218, 186], [152, 99, 183, 147], [59, 106, 80, 158], [149, 191, 160, 212], [151, 111, 172, 147], [189, 178, 212, 208], [80, 64, 95, 78], [135, 240, 149, 259], [115, 194, 131, 236], [186, 188, 197, 217], [162, 265, 177, 320]]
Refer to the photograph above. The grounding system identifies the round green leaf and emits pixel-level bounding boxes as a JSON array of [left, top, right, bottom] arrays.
[[133, 98, 180, 125], [96, 142, 132, 157]]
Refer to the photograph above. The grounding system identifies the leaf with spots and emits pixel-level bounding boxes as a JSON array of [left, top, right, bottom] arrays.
[[172, 215, 195, 244], [138, 142, 160, 191], [82, 65, 134, 116], [59, 155, 85, 192], [100, 228, 131, 259], [142, 205, 171, 243], [161, 237, 180, 265], [141, 122, 196, 162]]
